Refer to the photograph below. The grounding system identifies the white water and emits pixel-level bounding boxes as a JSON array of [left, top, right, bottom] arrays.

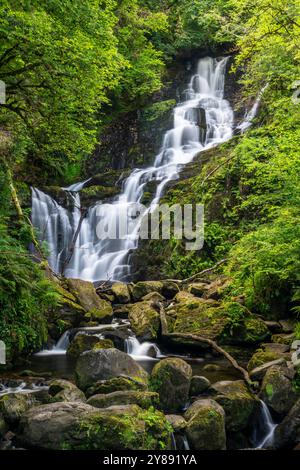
[[0, 381, 49, 396], [31, 57, 234, 282], [35, 330, 70, 356], [254, 400, 277, 449], [125, 336, 162, 360], [237, 84, 268, 133]]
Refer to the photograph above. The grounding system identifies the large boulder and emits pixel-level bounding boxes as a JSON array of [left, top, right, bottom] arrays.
[[111, 283, 131, 304], [150, 358, 192, 412], [75, 349, 148, 391], [0, 393, 36, 426], [67, 334, 113, 359], [184, 399, 226, 450], [275, 399, 300, 448], [86, 377, 147, 397], [87, 391, 159, 409], [18, 402, 172, 450], [164, 297, 268, 347], [189, 376, 211, 396], [128, 301, 160, 340], [259, 366, 298, 415], [48, 379, 86, 403], [210, 380, 260, 432], [132, 281, 164, 301], [67, 278, 113, 321]]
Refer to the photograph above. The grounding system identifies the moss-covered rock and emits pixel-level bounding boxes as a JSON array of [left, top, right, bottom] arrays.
[[274, 398, 300, 448], [150, 358, 192, 412], [0, 393, 36, 426], [271, 333, 295, 345], [48, 379, 86, 403], [67, 334, 113, 359], [188, 283, 208, 297], [86, 376, 147, 397], [128, 301, 160, 340], [260, 366, 298, 415], [165, 414, 187, 432], [184, 399, 226, 450], [87, 391, 159, 409], [247, 350, 286, 372], [18, 402, 172, 450], [67, 279, 113, 322], [132, 281, 164, 301], [211, 380, 260, 432], [75, 348, 148, 391], [189, 376, 211, 396], [80, 185, 119, 207], [111, 283, 131, 304]]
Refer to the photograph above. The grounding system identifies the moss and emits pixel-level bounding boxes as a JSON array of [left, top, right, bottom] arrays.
[[86, 376, 147, 396], [128, 301, 160, 339], [143, 100, 176, 122], [247, 350, 283, 372]]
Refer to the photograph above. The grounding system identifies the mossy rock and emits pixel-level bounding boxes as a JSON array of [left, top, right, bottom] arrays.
[[0, 393, 36, 426], [271, 333, 295, 345], [128, 301, 160, 340], [132, 281, 164, 301], [211, 380, 260, 432], [247, 350, 285, 372], [189, 376, 211, 396], [67, 279, 113, 322], [184, 399, 226, 450], [18, 402, 172, 450], [67, 334, 113, 359], [87, 391, 159, 409], [260, 366, 298, 415], [48, 379, 86, 403], [86, 376, 147, 397], [150, 358, 192, 412], [111, 283, 131, 304], [80, 185, 119, 207]]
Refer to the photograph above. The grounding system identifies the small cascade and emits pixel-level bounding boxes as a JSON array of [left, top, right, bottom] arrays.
[[125, 336, 161, 360], [0, 381, 48, 396], [253, 400, 277, 449], [182, 435, 190, 450], [31, 56, 234, 282], [237, 84, 268, 133], [35, 330, 70, 356]]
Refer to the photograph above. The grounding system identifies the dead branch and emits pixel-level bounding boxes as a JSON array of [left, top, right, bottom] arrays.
[[164, 258, 228, 286]]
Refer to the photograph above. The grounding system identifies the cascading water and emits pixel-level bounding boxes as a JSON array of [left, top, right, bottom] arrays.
[[253, 400, 277, 449], [35, 330, 70, 356], [125, 336, 161, 360], [31, 57, 234, 282]]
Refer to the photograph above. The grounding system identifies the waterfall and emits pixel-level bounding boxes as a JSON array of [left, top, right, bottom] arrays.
[[31, 56, 234, 282], [125, 336, 161, 360], [35, 330, 70, 356], [237, 84, 268, 133], [253, 400, 277, 449]]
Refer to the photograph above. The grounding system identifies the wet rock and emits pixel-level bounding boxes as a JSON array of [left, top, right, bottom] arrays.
[[75, 348, 148, 391], [260, 366, 298, 415], [132, 281, 164, 301], [261, 343, 290, 354], [165, 414, 187, 432], [48, 379, 86, 403], [18, 402, 171, 450], [271, 333, 295, 345], [279, 320, 296, 334], [210, 380, 260, 432], [87, 391, 159, 409], [86, 376, 147, 397], [142, 292, 166, 302], [150, 358, 192, 412], [0, 393, 36, 426], [111, 283, 131, 304], [203, 363, 221, 372], [264, 321, 282, 334], [113, 304, 131, 319], [67, 334, 113, 359], [128, 301, 160, 340], [189, 376, 211, 396], [161, 281, 180, 299], [275, 399, 300, 448], [67, 278, 113, 322], [184, 399, 226, 450]]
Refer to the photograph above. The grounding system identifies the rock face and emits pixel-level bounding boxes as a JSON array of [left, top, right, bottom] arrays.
[[18, 402, 172, 450], [184, 399, 226, 450], [211, 380, 259, 432], [189, 376, 211, 396], [67, 334, 113, 359], [275, 399, 300, 448], [48, 379, 86, 403], [87, 391, 159, 409], [67, 278, 113, 321], [128, 301, 160, 340], [75, 349, 148, 391], [150, 358, 192, 412], [132, 281, 164, 301], [111, 283, 131, 304], [259, 366, 298, 415]]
